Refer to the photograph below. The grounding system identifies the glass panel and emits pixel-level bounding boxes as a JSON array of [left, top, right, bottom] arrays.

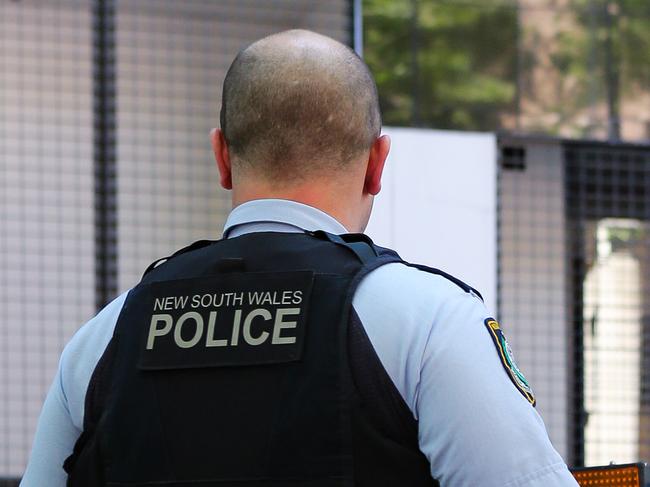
[[363, 0, 650, 142]]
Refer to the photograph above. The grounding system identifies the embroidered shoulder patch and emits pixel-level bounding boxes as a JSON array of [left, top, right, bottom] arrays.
[[484, 318, 536, 407]]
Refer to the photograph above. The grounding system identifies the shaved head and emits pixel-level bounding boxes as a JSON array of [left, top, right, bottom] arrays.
[[220, 29, 381, 181]]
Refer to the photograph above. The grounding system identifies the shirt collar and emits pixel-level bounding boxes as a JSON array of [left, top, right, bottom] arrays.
[[222, 199, 348, 238]]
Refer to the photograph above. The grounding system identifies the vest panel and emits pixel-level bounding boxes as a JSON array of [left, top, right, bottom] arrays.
[[65, 232, 440, 486]]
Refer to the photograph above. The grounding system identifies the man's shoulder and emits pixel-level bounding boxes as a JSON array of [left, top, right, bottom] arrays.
[[351, 261, 489, 413], [367, 238, 482, 298], [352, 260, 488, 348], [358, 258, 482, 309]]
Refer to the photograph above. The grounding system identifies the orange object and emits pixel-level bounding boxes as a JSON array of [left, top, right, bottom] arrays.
[[571, 462, 646, 486]]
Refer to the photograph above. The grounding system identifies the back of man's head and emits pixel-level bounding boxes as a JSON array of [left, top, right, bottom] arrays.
[[220, 29, 381, 181]]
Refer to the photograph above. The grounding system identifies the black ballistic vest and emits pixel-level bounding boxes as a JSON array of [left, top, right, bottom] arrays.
[[64, 231, 479, 486]]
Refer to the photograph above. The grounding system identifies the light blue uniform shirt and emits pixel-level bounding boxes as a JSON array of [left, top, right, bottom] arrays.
[[21, 199, 578, 486]]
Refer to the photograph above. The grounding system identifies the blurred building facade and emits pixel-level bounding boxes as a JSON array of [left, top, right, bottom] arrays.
[[364, 0, 650, 142], [515, 0, 650, 141]]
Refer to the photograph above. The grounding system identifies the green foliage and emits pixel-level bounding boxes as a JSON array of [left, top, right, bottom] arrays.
[[566, 0, 650, 88], [363, 0, 650, 137], [363, 0, 518, 130], [551, 0, 650, 136]]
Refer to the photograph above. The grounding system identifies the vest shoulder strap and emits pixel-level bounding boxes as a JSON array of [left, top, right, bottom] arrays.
[[308, 230, 379, 264], [141, 239, 218, 278]]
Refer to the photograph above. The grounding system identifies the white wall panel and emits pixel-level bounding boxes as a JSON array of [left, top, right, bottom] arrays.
[[366, 127, 497, 311]]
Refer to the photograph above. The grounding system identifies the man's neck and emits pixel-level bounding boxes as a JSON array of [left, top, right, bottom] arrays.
[[231, 184, 365, 233]]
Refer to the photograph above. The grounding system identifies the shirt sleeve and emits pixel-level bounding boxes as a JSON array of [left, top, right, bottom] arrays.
[[415, 290, 577, 486], [353, 263, 578, 487], [19, 363, 81, 487], [20, 291, 129, 487]]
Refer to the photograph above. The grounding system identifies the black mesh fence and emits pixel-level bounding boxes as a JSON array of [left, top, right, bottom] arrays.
[[0, 0, 351, 477], [499, 134, 650, 470], [566, 141, 650, 466]]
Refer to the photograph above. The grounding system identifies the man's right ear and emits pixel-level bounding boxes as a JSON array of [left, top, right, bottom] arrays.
[[364, 134, 390, 196], [211, 128, 232, 190]]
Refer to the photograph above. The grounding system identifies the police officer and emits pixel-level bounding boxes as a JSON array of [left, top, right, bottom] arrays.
[[21, 30, 578, 486]]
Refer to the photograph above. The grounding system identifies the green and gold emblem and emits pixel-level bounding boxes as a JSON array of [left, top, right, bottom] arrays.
[[484, 318, 536, 407]]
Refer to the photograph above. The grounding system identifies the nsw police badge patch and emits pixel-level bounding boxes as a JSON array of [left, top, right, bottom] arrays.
[[484, 318, 536, 407]]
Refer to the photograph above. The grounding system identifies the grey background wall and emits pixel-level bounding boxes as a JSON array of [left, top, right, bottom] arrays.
[[498, 137, 570, 459], [115, 0, 352, 291], [0, 0, 95, 475], [0, 0, 350, 476]]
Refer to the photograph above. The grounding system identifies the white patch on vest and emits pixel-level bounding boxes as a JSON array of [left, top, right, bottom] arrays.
[[140, 272, 314, 370], [145, 306, 303, 350]]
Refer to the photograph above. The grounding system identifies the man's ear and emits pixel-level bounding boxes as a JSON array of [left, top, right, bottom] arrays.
[[211, 128, 232, 190], [364, 134, 390, 195]]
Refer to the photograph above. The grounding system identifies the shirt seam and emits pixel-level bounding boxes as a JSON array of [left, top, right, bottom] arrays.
[[502, 461, 570, 487], [413, 305, 439, 419]]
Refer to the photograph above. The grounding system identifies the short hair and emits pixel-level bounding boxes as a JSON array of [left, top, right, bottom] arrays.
[[219, 30, 381, 180]]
